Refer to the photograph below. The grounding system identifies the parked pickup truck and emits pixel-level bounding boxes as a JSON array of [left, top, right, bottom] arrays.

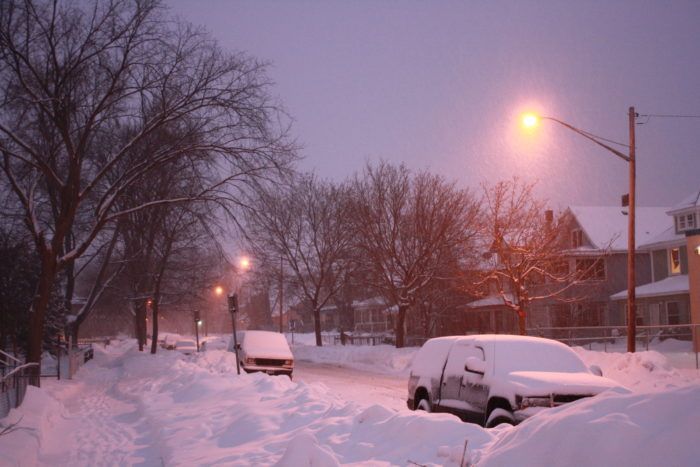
[[407, 334, 621, 427]]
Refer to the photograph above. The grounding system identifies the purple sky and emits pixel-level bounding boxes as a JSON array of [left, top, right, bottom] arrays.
[[169, 0, 700, 209]]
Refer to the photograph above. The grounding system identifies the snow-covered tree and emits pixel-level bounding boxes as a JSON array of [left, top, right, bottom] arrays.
[[245, 175, 355, 346], [0, 0, 294, 373], [351, 162, 481, 348]]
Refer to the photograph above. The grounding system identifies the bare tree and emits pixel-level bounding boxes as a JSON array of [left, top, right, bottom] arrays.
[[476, 179, 603, 335], [351, 162, 481, 348], [0, 0, 294, 372], [245, 175, 355, 346]]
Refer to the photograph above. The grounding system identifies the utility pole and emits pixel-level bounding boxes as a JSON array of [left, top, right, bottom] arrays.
[[279, 256, 284, 333], [627, 106, 637, 353]]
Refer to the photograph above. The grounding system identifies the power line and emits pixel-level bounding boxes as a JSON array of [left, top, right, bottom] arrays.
[[638, 113, 700, 119], [579, 129, 629, 148]]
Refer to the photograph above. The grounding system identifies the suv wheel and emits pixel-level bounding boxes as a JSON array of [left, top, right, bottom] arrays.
[[485, 407, 515, 428]]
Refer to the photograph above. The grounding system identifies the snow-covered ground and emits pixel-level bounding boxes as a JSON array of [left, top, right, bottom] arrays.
[[1, 334, 699, 466]]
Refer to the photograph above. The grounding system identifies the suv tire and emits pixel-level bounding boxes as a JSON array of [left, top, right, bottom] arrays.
[[485, 407, 515, 428], [417, 398, 432, 412]]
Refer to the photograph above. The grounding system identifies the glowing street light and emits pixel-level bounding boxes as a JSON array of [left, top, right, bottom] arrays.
[[239, 256, 251, 271], [522, 113, 539, 129], [214, 285, 224, 296], [521, 108, 639, 352]]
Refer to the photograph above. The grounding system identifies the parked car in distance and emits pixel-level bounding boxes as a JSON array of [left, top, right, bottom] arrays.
[[161, 334, 177, 350], [231, 330, 294, 378], [407, 334, 621, 428], [174, 339, 198, 355]]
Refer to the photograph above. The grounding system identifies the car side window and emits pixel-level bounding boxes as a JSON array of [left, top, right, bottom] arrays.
[[444, 342, 484, 378]]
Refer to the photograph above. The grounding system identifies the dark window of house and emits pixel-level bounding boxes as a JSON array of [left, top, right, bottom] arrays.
[[571, 229, 583, 248], [551, 260, 569, 276], [575, 258, 605, 280], [667, 302, 680, 325]]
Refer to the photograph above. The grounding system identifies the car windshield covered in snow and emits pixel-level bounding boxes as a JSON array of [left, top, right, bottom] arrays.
[[492, 338, 590, 377], [240, 331, 292, 358], [233, 330, 294, 377]]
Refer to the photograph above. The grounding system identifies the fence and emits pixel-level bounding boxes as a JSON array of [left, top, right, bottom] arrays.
[[526, 323, 700, 368], [1, 349, 40, 418]]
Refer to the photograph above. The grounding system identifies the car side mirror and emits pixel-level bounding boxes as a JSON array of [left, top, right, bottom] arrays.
[[464, 356, 486, 376], [589, 364, 603, 377]]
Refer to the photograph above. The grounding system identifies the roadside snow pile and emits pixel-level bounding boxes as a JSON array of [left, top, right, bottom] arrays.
[[0, 386, 64, 466], [479, 385, 700, 467], [2, 338, 700, 466], [574, 347, 698, 391]]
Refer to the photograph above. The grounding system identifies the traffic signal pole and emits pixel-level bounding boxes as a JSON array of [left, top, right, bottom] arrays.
[[228, 294, 241, 375]]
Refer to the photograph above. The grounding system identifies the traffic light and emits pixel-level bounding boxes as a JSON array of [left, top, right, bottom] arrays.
[[227, 294, 238, 314], [194, 309, 201, 323]]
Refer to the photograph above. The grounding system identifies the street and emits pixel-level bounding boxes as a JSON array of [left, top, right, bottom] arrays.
[[293, 360, 409, 412]]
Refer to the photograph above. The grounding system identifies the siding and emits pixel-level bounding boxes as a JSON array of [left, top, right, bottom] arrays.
[[652, 249, 667, 281]]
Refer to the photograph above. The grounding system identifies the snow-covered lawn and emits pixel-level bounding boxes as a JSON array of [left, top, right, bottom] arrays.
[[1, 335, 699, 466]]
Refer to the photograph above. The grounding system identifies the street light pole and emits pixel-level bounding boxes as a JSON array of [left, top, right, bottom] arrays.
[[627, 106, 637, 353], [527, 107, 638, 352]]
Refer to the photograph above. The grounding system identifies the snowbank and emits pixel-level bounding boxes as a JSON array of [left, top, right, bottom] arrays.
[[479, 385, 700, 467], [2, 337, 699, 466], [0, 386, 64, 466]]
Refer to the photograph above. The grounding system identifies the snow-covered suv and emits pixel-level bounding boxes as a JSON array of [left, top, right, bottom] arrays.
[[407, 334, 620, 427]]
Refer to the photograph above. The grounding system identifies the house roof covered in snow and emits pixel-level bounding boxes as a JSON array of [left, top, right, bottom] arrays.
[[610, 274, 689, 300], [321, 297, 391, 312], [668, 189, 700, 215], [466, 293, 517, 308], [568, 206, 670, 252], [638, 225, 685, 249]]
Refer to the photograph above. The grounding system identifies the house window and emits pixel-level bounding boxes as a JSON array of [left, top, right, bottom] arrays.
[[669, 248, 681, 275], [575, 258, 605, 280], [571, 229, 583, 248], [667, 302, 680, 325], [676, 213, 696, 233]]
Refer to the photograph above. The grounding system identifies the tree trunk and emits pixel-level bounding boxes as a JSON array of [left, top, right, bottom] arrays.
[[63, 232, 75, 321], [517, 307, 526, 336], [134, 302, 147, 351], [313, 305, 322, 347], [395, 305, 408, 348], [150, 301, 159, 354], [69, 322, 79, 346], [27, 252, 59, 382]]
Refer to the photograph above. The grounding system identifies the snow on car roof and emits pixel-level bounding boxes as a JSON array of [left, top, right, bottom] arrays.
[[241, 330, 293, 359], [471, 335, 590, 376]]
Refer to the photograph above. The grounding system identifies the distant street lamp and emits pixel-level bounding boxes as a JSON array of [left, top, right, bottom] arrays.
[[522, 107, 638, 352]]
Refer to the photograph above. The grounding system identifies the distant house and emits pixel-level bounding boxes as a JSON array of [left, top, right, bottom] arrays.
[[539, 205, 667, 328], [320, 297, 395, 334], [352, 297, 395, 334], [609, 190, 699, 328], [466, 205, 675, 333]]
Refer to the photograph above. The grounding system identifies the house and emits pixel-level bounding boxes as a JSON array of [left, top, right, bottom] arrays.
[[539, 205, 668, 328], [352, 297, 395, 334], [609, 190, 700, 340], [466, 205, 673, 333]]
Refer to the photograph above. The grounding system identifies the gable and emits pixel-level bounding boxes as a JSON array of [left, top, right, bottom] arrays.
[[567, 206, 669, 251]]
